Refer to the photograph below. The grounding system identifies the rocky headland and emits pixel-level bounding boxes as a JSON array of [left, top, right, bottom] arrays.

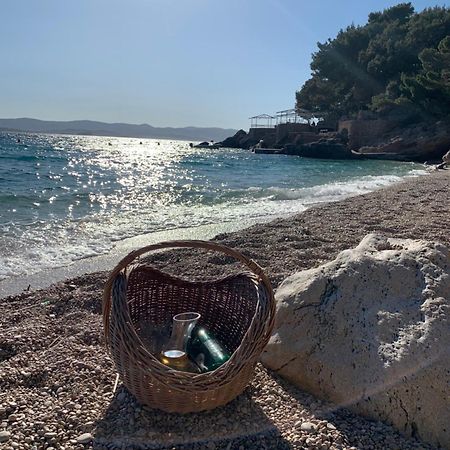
[[218, 115, 450, 164]]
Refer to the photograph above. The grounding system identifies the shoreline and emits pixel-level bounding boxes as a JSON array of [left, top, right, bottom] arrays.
[[1, 169, 449, 449], [0, 219, 265, 299], [0, 164, 430, 299]]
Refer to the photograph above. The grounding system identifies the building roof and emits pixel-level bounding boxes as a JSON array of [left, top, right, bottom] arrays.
[[248, 114, 276, 119]]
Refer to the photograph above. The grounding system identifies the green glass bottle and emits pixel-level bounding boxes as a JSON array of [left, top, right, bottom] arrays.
[[188, 326, 230, 372]]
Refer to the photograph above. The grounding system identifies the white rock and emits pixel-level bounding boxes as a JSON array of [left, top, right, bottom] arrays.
[[44, 432, 57, 438], [261, 234, 450, 449], [300, 421, 316, 432], [76, 432, 93, 444], [0, 431, 11, 442]]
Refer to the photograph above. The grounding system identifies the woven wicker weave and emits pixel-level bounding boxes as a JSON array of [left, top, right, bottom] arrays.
[[102, 240, 275, 413]]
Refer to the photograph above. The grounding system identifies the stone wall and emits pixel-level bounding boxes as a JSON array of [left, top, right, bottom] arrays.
[[276, 123, 313, 143], [248, 127, 275, 141], [338, 119, 397, 149], [293, 132, 321, 145]]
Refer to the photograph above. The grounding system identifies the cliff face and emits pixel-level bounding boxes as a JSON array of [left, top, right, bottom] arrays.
[[338, 117, 450, 162]]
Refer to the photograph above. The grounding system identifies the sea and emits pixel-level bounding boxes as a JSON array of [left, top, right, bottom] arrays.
[[0, 132, 428, 284]]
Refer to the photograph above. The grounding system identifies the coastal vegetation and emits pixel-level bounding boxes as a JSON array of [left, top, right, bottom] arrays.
[[221, 3, 450, 163], [296, 3, 450, 120]]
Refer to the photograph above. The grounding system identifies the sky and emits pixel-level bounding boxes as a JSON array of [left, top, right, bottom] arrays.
[[0, 0, 447, 129]]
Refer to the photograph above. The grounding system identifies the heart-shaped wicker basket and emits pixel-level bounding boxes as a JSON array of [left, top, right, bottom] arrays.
[[102, 240, 275, 413]]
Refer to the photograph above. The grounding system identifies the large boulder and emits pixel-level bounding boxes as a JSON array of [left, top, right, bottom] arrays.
[[218, 129, 248, 148], [261, 234, 450, 448]]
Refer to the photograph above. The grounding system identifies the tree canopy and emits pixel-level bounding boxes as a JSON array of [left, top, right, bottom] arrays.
[[296, 3, 450, 119]]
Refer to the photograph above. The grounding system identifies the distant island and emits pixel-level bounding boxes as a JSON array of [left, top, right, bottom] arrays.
[[0, 117, 237, 142]]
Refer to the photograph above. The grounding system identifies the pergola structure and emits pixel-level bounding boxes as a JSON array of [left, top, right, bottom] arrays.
[[249, 114, 276, 128], [275, 108, 317, 125]]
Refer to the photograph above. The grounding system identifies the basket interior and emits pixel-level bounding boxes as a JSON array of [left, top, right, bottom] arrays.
[[124, 265, 259, 356]]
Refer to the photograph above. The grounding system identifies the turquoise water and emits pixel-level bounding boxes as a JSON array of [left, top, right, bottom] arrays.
[[0, 132, 427, 280]]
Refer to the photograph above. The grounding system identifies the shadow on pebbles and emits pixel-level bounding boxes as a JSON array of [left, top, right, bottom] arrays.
[[0, 285, 436, 450]]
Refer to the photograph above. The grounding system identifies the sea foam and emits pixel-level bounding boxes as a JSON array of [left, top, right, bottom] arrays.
[[0, 133, 427, 281]]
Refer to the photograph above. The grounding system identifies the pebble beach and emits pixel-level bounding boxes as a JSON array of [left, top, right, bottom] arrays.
[[1, 169, 449, 450]]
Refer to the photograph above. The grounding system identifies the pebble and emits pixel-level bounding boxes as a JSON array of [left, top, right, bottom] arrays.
[[76, 433, 93, 444], [300, 421, 316, 432], [0, 431, 11, 442], [2, 179, 447, 450], [44, 432, 57, 438]]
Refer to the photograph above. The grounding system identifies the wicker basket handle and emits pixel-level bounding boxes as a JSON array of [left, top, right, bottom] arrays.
[[117, 239, 264, 274], [104, 239, 269, 293], [103, 240, 273, 341]]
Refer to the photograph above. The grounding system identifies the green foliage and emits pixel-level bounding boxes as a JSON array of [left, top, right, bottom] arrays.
[[296, 3, 450, 118]]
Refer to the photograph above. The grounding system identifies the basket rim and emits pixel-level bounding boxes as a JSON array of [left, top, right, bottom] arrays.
[[125, 263, 260, 288]]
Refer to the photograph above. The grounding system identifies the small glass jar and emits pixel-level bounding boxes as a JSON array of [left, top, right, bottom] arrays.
[[159, 312, 201, 373]]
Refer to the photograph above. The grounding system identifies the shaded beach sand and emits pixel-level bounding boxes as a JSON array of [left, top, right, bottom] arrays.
[[1, 170, 449, 449]]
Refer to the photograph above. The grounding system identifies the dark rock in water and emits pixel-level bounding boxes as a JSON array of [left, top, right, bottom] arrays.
[[219, 129, 248, 148], [218, 129, 271, 150], [285, 139, 355, 159], [238, 134, 261, 150]]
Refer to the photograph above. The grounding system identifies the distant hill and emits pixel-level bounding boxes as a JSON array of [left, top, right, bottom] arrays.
[[0, 118, 237, 142]]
